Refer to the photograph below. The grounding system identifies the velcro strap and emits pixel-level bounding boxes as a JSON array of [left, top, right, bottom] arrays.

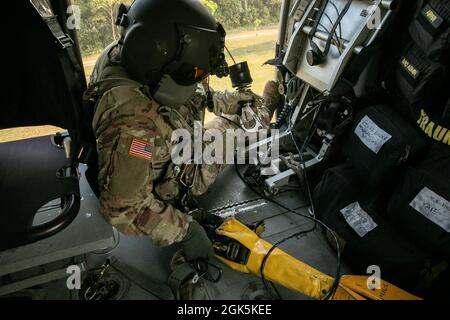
[[168, 262, 197, 300]]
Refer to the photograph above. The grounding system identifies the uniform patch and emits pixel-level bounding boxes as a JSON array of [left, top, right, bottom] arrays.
[[129, 138, 153, 161], [417, 4, 444, 36], [422, 4, 443, 30], [400, 57, 420, 82]]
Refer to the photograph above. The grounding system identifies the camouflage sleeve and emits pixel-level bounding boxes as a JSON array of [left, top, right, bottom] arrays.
[[188, 114, 241, 196], [94, 86, 191, 247], [212, 90, 255, 116], [187, 97, 272, 196]]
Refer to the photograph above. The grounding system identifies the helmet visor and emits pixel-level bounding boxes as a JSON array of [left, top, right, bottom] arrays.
[[171, 63, 210, 86]]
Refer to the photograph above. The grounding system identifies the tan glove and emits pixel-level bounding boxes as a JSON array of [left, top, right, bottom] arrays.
[[212, 90, 261, 115], [263, 81, 282, 114]]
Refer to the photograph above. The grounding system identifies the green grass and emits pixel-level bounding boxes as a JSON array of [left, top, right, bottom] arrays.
[[0, 27, 278, 143], [209, 33, 277, 96]]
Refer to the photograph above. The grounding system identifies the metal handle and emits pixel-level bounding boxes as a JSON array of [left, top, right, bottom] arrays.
[[31, 194, 80, 241]]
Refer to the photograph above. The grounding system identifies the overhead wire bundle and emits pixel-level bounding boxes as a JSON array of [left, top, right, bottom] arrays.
[[308, 0, 353, 64]]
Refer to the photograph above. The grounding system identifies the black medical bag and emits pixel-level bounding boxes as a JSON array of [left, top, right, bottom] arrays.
[[394, 42, 447, 111], [314, 164, 432, 290], [409, 0, 450, 64], [343, 105, 427, 187], [388, 144, 450, 261]]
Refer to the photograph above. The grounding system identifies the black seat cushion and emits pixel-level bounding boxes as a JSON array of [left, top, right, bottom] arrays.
[[0, 135, 80, 251]]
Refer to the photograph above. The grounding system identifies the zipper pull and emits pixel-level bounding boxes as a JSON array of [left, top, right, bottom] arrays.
[[398, 145, 411, 164]]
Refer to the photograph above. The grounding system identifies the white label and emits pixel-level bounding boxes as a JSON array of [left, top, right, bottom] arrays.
[[410, 187, 450, 232], [354, 115, 392, 154], [340, 202, 378, 238]]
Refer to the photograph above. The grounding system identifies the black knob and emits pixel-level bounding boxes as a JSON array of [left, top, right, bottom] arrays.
[[306, 49, 324, 66]]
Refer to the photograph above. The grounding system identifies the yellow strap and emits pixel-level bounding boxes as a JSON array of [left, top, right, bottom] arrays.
[[215, 218, 420, 300], [339, 276, 422, 300], [216, 218, 335, 300]]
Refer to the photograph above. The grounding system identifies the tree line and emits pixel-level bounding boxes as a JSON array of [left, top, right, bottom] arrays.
[[72, 0, 282, 55]]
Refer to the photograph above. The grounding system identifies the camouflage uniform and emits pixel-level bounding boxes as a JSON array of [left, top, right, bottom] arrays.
[[90, 43, 275, 247]]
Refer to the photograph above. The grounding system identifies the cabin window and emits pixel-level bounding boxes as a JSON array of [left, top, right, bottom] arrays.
[[0, 0, 281, 143]]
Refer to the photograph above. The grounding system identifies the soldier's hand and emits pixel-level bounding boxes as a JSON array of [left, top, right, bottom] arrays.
[[262, 80, 282, 114], [190, 208, 224, 227], [180, 220, 215, 262], [213, 90, 260, 115]]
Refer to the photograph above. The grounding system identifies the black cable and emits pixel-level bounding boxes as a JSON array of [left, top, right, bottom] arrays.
[[309, 0, 352, 60], [286, 87, 329, 217], [288, 100, 321, 217], [233, 87, 342, 299], [325, 1, 345, 52], [260, 227, 316, 300], [286, 98, 342, 300], [225, 45, 237, 65], [291, 90, 343, 299], [309, 16, 342, 55], [234, 161, 341, 300], [329, 0, 344, 45], [322, 12, 343, 54], [233, 163, 308, 300], [317, 22, 343, 55]]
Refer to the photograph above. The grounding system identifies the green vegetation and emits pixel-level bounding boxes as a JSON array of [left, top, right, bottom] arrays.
[[209, 28, 277, 95], [72, 0, 281, 55], [0, 26, 278, 143], [81, 27, 279, 123]]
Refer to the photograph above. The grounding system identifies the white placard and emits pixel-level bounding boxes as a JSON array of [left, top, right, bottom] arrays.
[[410, 187, 450, 232], [354, 115, 392, 154], [340, 202, 378, 238]]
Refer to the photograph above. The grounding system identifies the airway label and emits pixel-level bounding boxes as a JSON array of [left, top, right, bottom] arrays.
[[410, 187, 450, 232], [355, 115, 392, 154], [340, 202, 378, 238]]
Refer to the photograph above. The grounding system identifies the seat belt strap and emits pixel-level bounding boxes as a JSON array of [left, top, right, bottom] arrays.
[[44, 15, 74, 49], [31, 1, 84, 73], [31, 0, 73, 48]]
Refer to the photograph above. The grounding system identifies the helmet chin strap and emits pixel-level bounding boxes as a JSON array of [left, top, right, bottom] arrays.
[[153, 74, 197, 108]]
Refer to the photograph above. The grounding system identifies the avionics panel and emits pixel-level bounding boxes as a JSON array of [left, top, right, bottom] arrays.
[[283, 0, 395, 92]]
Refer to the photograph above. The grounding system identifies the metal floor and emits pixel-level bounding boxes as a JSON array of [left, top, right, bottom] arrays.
[[14, 165, 351, 300]]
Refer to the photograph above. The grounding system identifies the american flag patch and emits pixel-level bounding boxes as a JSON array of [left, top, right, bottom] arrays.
[[129, 138, 153, 161]]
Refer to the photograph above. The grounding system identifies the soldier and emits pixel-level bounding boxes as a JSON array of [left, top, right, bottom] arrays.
[[87, 0, 281, 298]]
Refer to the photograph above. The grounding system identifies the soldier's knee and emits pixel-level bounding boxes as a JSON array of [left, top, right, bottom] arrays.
[[101, 209, 142, 237], [190, 184, 209, 197], [147, 219, 190, 247]]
